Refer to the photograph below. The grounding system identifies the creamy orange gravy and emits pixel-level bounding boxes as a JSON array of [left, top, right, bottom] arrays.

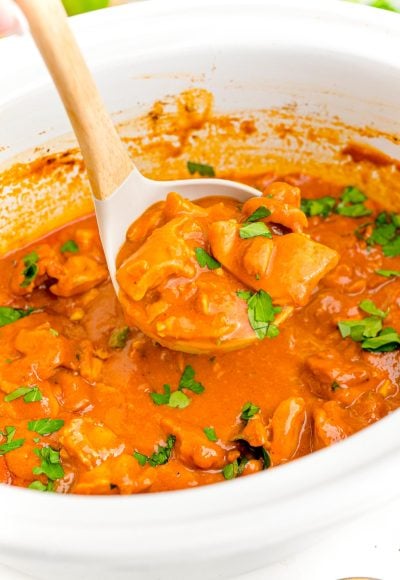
[[1, 169, 400, 494]]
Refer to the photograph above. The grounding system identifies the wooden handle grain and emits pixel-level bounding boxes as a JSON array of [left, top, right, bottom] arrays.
[[15, 0, 134, 200]]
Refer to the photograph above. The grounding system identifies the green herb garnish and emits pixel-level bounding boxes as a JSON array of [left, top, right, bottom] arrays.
[[187, 161, 215, 177], [108, 326, 130, 348], [195, 248, 221, 270], [240, 402, 260, 421], [150, 384, 171, 406], [134, 435, 176, 467], [28, 418, 64, 436], [222, 457, 248, 480], [168, 391, 190, 409], [237, 289, 281, 340], [376, 269, 400, 278], [33, 446, 64, 480], [359, 299, 388, 319], [150, 365, 204, 408], [336, 186, 371, 218], [178, 365, 205, 394], [300, 196, 336, 218], [60, 240, 79, 253], [0, 426, 24, 455], [4, 385, 42, 404], [338, 299, 400, 352], [0, 306, 35, 328], [246, 207, 272, 222], [370, 0, 399, 11], [239, 222, 272, 239], [203, 427, 218, 442], [20, 251, 39, 288]]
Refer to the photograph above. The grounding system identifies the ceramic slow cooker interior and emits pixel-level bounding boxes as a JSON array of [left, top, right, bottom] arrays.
[[1, 1, 400, 579]]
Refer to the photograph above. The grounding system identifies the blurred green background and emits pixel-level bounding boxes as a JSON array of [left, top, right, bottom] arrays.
[[61, 0, 399, 17], [62, 0, 110, 16]]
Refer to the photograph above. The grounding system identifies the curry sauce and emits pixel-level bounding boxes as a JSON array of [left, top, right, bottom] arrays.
[[1, 172, 400, 494]]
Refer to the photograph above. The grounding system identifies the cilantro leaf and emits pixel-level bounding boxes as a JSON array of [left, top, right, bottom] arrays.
[[336, 186, 371, 218], [168, 391, 190, 409], [60, 240, 79, 253], [300, 196, 336, 218], [133, 451, 147, 466], [0, 439, 25, 455], [238, 289, 281, 340], [134, 435, 176, 468], [203, 427, 218, 442], [239, 222, 272, 239], [108, 326, 130, 348], [359, 299, 387, 319], [222, 457, 248, 480], [150, 384, 171, 406], [178, 365, 205, 394], [33, 446, 64, 480], [338, 317, 382, 341], [187, 161, 215, 177], [383, 237, 400, 257], [0, 306, 35, 328], [20, 251, 39, 288], [246, 207, 271, 222], [195, 248, 221, 270], [240, 402, 260, 421], [4, 385, 42, 403], [376, 269, 400, 277], [28, 418, 64, 436], [261, 447, 271, 470], [362, 329, 400, 352]]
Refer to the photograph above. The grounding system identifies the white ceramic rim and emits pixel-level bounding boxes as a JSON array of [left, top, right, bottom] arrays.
[[1, 0, 400, 561]]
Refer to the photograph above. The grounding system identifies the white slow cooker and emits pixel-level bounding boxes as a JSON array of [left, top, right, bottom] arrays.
[[1, 1, 400, 579]]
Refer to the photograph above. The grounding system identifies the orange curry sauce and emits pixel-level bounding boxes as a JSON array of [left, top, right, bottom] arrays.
[[1, 173, 400, 494]]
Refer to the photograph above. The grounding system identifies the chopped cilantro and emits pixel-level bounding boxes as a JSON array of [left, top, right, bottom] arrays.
[[0, 439, 25, 455], [246, 207, 271, 222], [203, 427, 218, 442], [261, 447, 271, 470], [362, 328, 400, 352], [239, 222, 272, 239], [359, 299, 387, 319], [108, 326, 130, 348], [240, 402, 260, 421], [168, 391, 190, 409], [0, 306, 35, 328], [237, 289, 281, 340], [33, 446, 64, 480], [187, 161, 215, 177], [28, 418, 64, 436], [300, 196, 336, 218], [383, 237, 400, 257], [179, 365, 205, 394], [134, 435, 176, 467], [49, 328, 59, 337], [28, 480, 54, 492], [195, 248, 221, 270], [60, 240, 79, 253], [222, 457, 248, 480], [331, 381, 342, 392], [150, 384, 171, 406], [133, 451, 147, 466], [376, 269, 400, 277], [20, 251, 39, 288], [338, 300, 400, 353], [150, 366, 204, 408], [0, 426, 24, 455], [356, 212, 400, 257], [336, 186, 371, 218], [4, 385, 42, 403]]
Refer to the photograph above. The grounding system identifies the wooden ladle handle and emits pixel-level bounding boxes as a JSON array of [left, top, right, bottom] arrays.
[[15, 0, 134, 200]]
